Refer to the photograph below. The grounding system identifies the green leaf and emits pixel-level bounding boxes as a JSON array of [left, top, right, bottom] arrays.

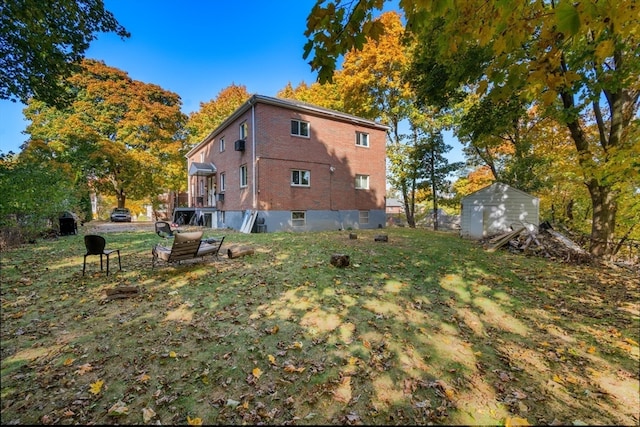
[[555, 2, 580, 36]]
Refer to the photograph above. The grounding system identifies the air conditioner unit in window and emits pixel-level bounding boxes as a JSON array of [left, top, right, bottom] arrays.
[[216, 193, 225, 202], [234, 139, 245, 151]]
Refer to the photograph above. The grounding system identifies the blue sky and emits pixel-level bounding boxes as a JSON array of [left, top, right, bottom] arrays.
[[0, 0, 463, 162]]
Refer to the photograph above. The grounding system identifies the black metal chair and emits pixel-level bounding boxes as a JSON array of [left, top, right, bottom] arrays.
[[83, 235, 121, 276], [155, 221, 175, 239]]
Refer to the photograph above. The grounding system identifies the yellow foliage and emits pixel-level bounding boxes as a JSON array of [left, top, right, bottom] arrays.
[[89, 379, 104, 395], [252, 367, 263, 379], [187, 416, 203, 426], [505, 417, 531, 426]]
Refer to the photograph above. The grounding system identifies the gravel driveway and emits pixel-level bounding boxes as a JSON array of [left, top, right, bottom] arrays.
[[84, 221, 156, 234]]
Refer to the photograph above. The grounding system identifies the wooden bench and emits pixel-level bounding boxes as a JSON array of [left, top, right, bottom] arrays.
[[152, 231, 224, 268]]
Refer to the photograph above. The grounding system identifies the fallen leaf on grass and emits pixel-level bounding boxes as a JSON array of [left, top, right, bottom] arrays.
[[89, 380, 104, 395], [268, 354, 277, 365], [333, 376, 352, 403], [75, 363, 93, 375], [187, 415, 203, 425], [142, 407, 156, 422], [63, 358, 75, 366], [107, 401, 128, 416], [252, 367, 263, 379], [137, 373, 150, 383], [505, 416, 530, 426], [284, 364, 305, 373]]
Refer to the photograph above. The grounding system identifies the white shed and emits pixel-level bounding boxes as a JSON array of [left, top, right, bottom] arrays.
[[460, 182, 539, 239]]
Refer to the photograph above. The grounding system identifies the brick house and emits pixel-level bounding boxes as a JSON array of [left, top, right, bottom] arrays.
[[184, 94, 389, 232]]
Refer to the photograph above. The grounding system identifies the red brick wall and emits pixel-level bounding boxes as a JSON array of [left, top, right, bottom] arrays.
[[187, 100, 387, 212]]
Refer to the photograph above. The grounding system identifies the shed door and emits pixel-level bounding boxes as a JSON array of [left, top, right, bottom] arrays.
[[469, 206, 484, 238]]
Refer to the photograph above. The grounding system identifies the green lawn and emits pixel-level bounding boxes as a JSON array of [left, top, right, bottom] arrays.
[[1, 225, 638, 425]]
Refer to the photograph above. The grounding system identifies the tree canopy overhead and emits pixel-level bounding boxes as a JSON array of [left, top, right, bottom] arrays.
[[0, 0, 129, 107], [305, 0, 640, 256]]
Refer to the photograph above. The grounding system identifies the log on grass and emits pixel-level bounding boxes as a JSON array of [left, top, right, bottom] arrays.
[[374, 234, 388, 242], [227, 245, 255, 259], [330, 253, 350, 267], [105, 286, 139, 301], [349, 233, 358, 239]]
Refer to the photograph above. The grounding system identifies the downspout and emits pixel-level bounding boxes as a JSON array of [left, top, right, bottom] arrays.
[[251, 102, 257, 210]]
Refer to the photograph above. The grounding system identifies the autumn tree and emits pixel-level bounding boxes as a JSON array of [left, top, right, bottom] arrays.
[[305, 0, 640, 256], [0, 0, 129, 107], [277, 80, 344, 111], [187, 84, 251, 144], [23, 59, 188, 209]]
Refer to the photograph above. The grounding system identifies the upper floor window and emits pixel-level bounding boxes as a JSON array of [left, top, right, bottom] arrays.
[[239, 165, 247, 188], [240, 122, 248, 140], [291, 119, 309, 137], [356, 131, 369, 147], [355, 174, 369, 190], [291, 170, 310, 187], [200, 152, 205, 162], [219, 172, 226, 191], [219, 137, 225, 152]]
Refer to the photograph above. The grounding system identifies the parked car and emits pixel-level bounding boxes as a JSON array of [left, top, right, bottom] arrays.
[[110, 208, 132, 222]]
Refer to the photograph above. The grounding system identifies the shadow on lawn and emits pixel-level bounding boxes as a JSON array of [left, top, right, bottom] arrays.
[[1, 228, 638, 425]]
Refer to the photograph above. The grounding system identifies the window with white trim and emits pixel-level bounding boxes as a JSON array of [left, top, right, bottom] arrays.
[[355, 174, 369, 189], [292, 211, 306, 227], [219, 137, 225, 152], [291, 119, 309, 137], [356, 131, 369, 147], [239, 165, 247, 188], [291, 170, 310, 187], [240, 122, 248, 140], [359, 210, 370, 224], [219, 172, 226, 191]]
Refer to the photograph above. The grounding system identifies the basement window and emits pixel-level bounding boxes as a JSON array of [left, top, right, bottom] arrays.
[[292, 211, 306, 227]]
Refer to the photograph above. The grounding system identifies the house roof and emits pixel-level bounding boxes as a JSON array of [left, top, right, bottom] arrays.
[[188, 162, 216, 176], [386, 198, 403, 208], [186, 94, 389, 158]]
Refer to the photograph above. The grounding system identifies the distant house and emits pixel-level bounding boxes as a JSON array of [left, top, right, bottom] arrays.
[[460, 182, 539, 239], [385, 198, 404, 215], [184, 94, 389, 232]]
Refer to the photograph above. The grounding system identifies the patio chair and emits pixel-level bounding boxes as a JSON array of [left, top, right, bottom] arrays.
[[83, 235, 121, 276], [152, 231, 203, 268], [155, 221, 175, 239]]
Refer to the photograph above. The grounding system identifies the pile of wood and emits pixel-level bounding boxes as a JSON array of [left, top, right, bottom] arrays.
[[484, 224, 592, 264]]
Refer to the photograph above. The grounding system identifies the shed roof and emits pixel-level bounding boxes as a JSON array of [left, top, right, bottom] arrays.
[[461, 182, 537, 201]]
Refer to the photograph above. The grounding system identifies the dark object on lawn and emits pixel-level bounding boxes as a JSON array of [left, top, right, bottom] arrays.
[[330, 253, 350, 267], [349, 233, 358, 239], [59, 212, 78, 236], [227, 245, 255, 259], [374, 234, 388, 242], [83, 235, 121, 276], [155, 221, 174, 238]]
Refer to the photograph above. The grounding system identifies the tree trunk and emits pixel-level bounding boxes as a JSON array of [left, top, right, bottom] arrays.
[[587, 182, 617, 257], [117, 189, 126, 209], [430, 153, 438, 231]]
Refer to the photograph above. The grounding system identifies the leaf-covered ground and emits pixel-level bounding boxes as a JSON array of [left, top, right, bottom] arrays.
[[1, 225, 638, 425]]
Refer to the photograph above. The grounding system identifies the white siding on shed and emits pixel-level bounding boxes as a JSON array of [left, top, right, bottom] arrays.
[[460, 183, 539, 239]]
